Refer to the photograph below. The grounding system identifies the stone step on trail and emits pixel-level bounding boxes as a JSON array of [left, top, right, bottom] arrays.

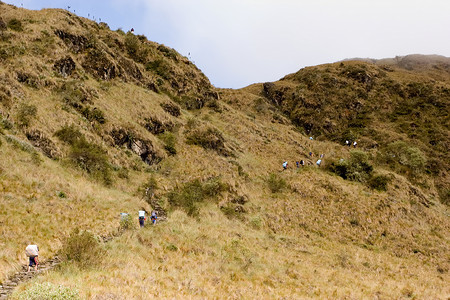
[[0, 231, 127, 299]]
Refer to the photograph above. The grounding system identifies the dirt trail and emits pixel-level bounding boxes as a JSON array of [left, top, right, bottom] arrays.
[[0, 219, 166, 299], [0, 234, 117, 299], [0, 257, 60, 299]]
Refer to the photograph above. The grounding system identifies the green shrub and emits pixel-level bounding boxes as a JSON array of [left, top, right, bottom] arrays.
[[124, 32, 149, 63], [167, 177, 226, 217], [186, 127, 231, 156], [119, 214, 133, 230], [157, 45, 178, 60], [1, 118, 13, 129], [158, 132, 177, 155], [145, 59, 171, 79], [221, 203, 246, 220], [7, 18, 23, 31], [368, 174, 392, 191], [70, 139, 111, 182], [166, 243, 178, 251], [60, 229, 105, 269], [13, 282, 80, 300], [117, 167, 129, 179], [54, 125, 83, 145], [80, 106, 106, 124], [383, 141, 426, 174], [55, 126, 111, 184], [329, 151, 373, 182], [267, 173, 287, 193], [5, 135, 36, 154], [17, 103, 37, 128]]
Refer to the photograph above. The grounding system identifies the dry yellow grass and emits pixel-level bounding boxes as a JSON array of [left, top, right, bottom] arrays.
[[1, 3, 449, 299], [13, 206, 449, 299], [0, 140, 150, 281]]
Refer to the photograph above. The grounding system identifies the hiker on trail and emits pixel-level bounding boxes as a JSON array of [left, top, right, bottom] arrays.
[[282, 161, 288, 170], [353, 141, 357, 148], [26, 244, 39, 272], [300, 159, 305, 166], [345, 140, 350, 146], [316, 159, 322, 167], [296, 161, 300, 168], [138, 210, 146, 228], [320, 153, 324, 158], [309, 137, 314, 140], [130, 28, 134, 33], [151, 211, 157, 225], [309, 152, 313, 157]]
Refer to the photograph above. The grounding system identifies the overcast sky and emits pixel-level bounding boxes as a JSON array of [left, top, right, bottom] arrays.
[[4, 0, 450, 88]]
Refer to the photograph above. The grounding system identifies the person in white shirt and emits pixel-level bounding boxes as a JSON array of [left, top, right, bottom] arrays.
[[26, 244, 39, 272]]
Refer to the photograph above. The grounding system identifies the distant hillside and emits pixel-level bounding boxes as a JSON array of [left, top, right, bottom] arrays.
[[245, 58, 450, 205], [1, 3, 449, 299], [342, 54, 450, 73]]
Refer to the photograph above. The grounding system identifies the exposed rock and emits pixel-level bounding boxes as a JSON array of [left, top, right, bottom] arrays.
[[110, 128, 163, 165], [82, 49, 117, 80], [0, 17, 6, 31], [53, 56, 76, 77], [26, 130, 60, 158], [143, 116, 174, 135], [16, 71, 38, 87], [263, 82, 286, 106], [117, 56, 142, 81], [160, 102, 181, 117], [145, 81, 159, 93], [231, 195, 249, 205], [54, 29, 89, 53]]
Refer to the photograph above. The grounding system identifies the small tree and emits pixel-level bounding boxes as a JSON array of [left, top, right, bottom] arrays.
[[329, 151, 373, 182]]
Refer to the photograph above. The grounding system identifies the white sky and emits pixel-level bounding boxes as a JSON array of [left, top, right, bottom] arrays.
[[3, 0, 450, 88]]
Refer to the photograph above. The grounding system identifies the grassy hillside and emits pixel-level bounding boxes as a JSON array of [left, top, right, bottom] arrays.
[[1, 3, 449, 299], [244, 59, 450, 205]]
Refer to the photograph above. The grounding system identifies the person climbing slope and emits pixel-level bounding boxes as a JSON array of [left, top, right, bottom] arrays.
[[25, 244, 39, 272], [151, 211, 157, 225], [138, 210, 146, 228], [282, 161, 288, 170], [316, 159, 322, 167]]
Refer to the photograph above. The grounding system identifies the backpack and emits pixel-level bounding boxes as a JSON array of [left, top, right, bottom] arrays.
[[25, 245, 38, 257]]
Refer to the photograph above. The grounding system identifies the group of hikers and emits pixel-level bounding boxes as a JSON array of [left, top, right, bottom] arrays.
[[138, 210, 158, 228], [282, 139, 357, 171], [283, 153, 325, 170], [24, 210, 158, 272], [345, 140, 358, 148]]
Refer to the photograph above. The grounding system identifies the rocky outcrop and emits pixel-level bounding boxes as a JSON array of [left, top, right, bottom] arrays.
[[110, 128, 163, 165], [160, 102, 181, 117], [26, 130, 60, 158], [143, 116, 174, 135], [82, 49, 117, 80], [54, 29, 89, 53], [53, 56, 76, 77]]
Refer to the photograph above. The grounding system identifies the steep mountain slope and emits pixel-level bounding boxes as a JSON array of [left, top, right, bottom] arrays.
[[0, 3, 449, 299], [244, 58, 449, 205]]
